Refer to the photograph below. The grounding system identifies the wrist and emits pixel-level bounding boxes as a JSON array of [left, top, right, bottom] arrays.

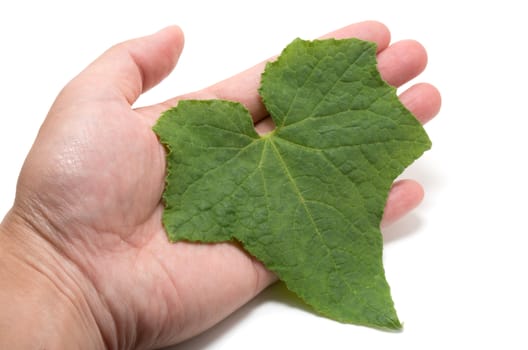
[[0, 214, 107, 349]]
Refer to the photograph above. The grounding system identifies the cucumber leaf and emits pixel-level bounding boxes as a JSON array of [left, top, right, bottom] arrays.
[[153, 38, 431, 329]]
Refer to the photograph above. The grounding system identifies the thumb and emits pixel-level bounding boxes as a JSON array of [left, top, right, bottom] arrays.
[[66, 26, 184, 105]]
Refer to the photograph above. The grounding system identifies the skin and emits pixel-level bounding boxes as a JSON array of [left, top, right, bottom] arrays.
[[0, 21, 440, 349]]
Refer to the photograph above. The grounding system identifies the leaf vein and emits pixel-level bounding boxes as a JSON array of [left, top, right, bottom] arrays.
[[269, 138, 356, 296], [306, 48, 371, 119]]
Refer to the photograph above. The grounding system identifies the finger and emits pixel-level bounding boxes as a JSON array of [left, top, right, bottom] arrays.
[[377, 40, 427, 87], [381, 179, 424, 227], [150, 21, 392, 121], [319, 20, 391, 49], [66, 26, 184, 105], [398, 83, 442, 124]]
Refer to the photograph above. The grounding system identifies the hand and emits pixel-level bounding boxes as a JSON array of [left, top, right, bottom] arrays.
[[0, 21, 440, 349]]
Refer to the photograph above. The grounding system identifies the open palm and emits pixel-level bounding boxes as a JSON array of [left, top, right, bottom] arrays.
[[6, 22, 440, 349]]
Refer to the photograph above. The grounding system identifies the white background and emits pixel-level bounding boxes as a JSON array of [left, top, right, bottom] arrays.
[[1, 1, 527, 349]]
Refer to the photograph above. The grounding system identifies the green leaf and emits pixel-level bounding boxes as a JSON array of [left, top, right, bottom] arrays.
[[153, 38, 431, 330]]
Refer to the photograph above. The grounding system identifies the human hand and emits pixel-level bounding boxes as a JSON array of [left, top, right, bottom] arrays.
[[0, 21, 440, 349]]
